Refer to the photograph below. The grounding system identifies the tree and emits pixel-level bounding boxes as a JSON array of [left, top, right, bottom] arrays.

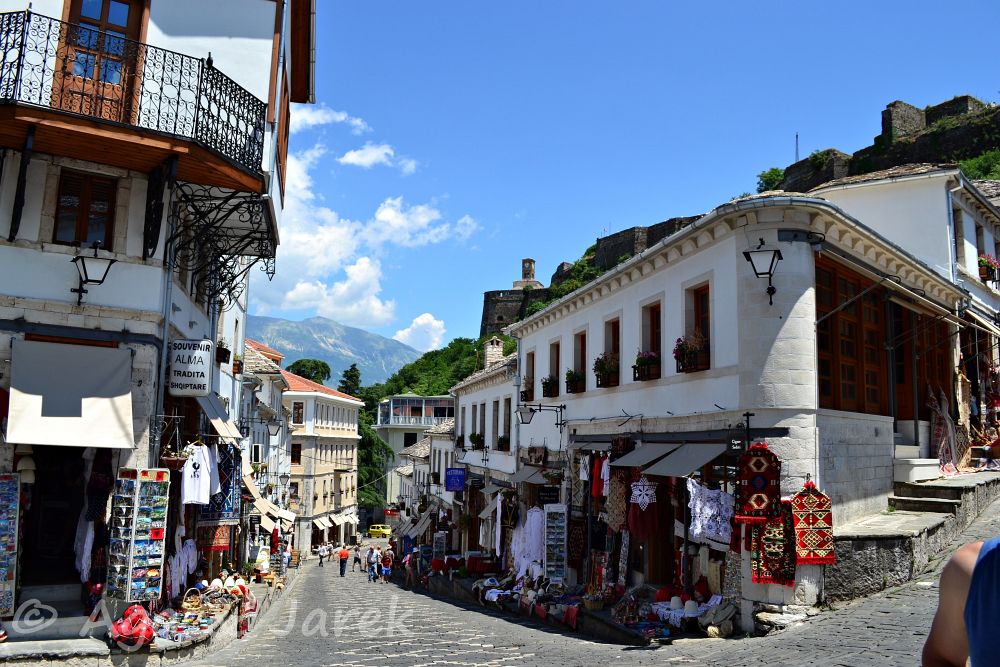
[[286, 358, 331, 384], [756, 167, 785, 193], [337, 363, 362, 397], [961, 150, 1000, 179], [357, 420, 394, 509]]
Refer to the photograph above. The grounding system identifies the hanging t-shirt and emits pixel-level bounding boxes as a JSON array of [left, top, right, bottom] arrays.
[[182, 445, 214, 505], [579, 455, 590, 481], [601, 457, 611, 497], [591, 456, 603, 498]]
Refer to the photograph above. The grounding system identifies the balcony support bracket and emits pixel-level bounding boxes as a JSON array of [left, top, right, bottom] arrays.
[[7, 126, 34, 243]]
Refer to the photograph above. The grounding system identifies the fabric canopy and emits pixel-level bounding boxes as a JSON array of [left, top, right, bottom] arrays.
[[644, 443, 727, 478], [407, 509, 433, 538], [331, 515, 345, 526], [196, 394, 243, 442], [312, 518, 326, 529], [7, 339, 134, 449], [510, 466, 542, 483], [480, 484, 501, 495], [568, 440, 610, 451], [967, 309, 1000, 338], [276, 507, 296, 522], [478, 496, 497, 519], [259, 513, 275, 533], [611, 443, 681, 468], [345, 514, 359, 525], [282, 520, 294, 533]]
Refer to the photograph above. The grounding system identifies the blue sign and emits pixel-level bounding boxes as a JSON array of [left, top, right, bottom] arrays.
[[445, 467, 466, 492]]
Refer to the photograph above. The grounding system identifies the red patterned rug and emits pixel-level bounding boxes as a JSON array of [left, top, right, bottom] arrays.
[[735, 441, 781, 524], [790, 481, 835, 565], [751, 500, 796, 587]]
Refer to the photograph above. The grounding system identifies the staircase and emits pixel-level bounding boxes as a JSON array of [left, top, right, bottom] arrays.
[[893, 429, 939, 483], [889, 481, 962, 514], [6, 584, 103, 642]]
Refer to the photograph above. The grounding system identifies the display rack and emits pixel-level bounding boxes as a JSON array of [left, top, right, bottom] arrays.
[[107, 468, 170, 602], [0, 473, 20, 617], [543, 503, 567, 584]]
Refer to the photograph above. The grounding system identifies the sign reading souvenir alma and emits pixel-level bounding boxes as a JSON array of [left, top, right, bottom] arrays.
[[168, 339, 213, 397]]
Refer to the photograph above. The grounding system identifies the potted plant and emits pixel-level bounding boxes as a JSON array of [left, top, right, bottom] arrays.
[[979, 254, 1000, 282], [497, 434, 511, 452], [674, 330, 710, 373], [520, 379, 534, 403], [632, 350, 662, 381], [541, 374, 559, 398], [468, 432, 485, 450], [216, 338, 231, 364], [593, 352, 620, 388], [232, 353, 243, 374], [565, 368, 585, 394], [455, 434, 466, 449]]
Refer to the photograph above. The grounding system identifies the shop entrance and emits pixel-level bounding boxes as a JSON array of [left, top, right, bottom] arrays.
[[21, 446, 86, 585]]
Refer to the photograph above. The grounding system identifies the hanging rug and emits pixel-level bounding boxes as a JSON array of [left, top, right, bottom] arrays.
[[790, 480, 836, 565], [735, 441, 781, 524], [605, 470, 628, 530], [751, 500, 796, 587], [630, 476, 657, 511]]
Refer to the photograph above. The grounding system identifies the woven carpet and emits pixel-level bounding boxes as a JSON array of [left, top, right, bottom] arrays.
[[751, 500, 796, 587], [790, 481, 835, 565], [735, 441, 781, 524]]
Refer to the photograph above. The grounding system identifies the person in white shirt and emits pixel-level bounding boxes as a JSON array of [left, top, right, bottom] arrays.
[[318, 543, 328, 567]]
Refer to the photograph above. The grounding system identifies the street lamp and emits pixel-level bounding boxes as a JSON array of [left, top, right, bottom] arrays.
[[743, 247, 783, 306], [516, 403, 567, 432], [70, 241, 117, 305], [267, 420, 282, 437], [278, 471, 290, 487]]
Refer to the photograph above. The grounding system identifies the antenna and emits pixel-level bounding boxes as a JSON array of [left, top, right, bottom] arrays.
[[795, 132, 799, 162]]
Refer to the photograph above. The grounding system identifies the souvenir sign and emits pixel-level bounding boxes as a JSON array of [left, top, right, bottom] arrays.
[[168, 339, 213, 397], [106, 468, 169, 602], [0, 473, 19, 616], [537, 485, 560, 505]]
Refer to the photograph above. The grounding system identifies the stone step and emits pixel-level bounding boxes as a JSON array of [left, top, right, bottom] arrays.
[[894, 445, 921, 458], [893, 481, 963, 500], [893, 458, 940, 483], [0, 637, 109, 662], [888, 495, 961, 514], [4, 608, 105, 642], [20, 584, 81, 604], [893, 432, 913, 446]]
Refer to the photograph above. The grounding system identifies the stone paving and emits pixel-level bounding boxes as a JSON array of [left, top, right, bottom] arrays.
[[185, 497, 1000, 667]]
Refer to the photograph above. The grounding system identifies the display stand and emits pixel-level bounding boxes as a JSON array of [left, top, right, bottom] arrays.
[[106, 468, 170, 603], [543, 503, 567, 584], [432, 531, 447, 561], [0, 473, 20, 617]]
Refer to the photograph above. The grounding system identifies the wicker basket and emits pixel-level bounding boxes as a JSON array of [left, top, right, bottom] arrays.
[[583, 598, 604, 611], [180, 587, 203, 612]]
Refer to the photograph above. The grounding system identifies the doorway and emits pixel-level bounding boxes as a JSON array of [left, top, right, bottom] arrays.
[[21, 446, 86, 585]]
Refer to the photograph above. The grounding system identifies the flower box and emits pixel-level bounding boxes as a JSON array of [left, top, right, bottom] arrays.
[[676, 348, 711, 373], [632, 361, 661, 381], [520, 388, 534, 403], [216, 346, 231, 364], [541, 376, 559, 398], [496, 435, 511, 452], [595, 372, 619, 388], [455, 434, 465, 449], [565, 378, 585, 394]]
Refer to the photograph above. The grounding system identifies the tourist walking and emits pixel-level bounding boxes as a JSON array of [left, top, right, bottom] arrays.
[[366, 546, 378, 582], [352, 543, 362, 572], [338, 544, 350, 577], [318, 543, 327, 567]]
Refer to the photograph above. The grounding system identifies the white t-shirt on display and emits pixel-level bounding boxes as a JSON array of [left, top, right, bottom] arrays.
[[182, 445, 214, 505]]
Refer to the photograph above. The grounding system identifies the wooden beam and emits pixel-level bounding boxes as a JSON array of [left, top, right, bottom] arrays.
[[7, 126, 34, 242]]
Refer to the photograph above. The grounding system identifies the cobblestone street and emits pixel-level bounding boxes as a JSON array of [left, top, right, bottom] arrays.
[[187, 497, 1000, 667]]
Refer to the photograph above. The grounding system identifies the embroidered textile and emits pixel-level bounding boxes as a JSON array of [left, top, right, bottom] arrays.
[[617, 530, 629, 587], [687, 478, 735, 546], [605, 470, 628, 531], [611, 436, 635, 460], [735, 441, 781, 524], [723, 548, 742, 600], [750, 501, 796, 587], [790, 481, 835, 564], [200, 445, 241, 524], [591, 456, 604, 498], [567, 518, 586, 568], [630, 476, 657, 511], [627, 491, 659, 542]]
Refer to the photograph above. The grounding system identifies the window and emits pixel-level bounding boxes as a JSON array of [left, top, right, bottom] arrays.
[[692, 285, 710, 341], [403, 432, 418, 448], [288, 482, 299, 499], [470, 404, 477, 435], [642, 302, 661, 355], [460, 405, 466, 436], [525, 351, 535, 394], [491, 400, 500, 447], [250, 443, 261, 464], [54, 171, 117, 249], [291, 442, 301, 465], [976, 223, 986, 258], [479, 402, 486, 437], [291, 401, 304, 425], [276, 68, 290, 195]]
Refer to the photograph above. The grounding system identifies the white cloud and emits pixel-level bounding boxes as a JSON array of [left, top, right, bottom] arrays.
[[398, 157, 418, 175], [251, 143, 475, 328], [290, 104, 371, 135], [338, 143, 395, 169], [393, 313, 446, 352]]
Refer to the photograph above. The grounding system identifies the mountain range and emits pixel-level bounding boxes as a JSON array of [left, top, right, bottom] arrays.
[[246, 315, 422, 385]]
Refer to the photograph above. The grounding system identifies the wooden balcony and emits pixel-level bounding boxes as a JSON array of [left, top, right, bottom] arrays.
[[0, 11, 266, 193]]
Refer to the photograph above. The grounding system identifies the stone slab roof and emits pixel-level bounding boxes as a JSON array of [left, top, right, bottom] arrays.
[[973, 179, 1000, 204], [810, 163, 958, 191], [400, 436, 431, 460], [426, 418, 455, 435], [393, 464, 414, 477], [244, 346, 282, 376]]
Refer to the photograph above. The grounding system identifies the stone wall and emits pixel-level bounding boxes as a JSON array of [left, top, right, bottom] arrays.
[[817, 410, 895, 524], [780, 150, 852, 193], [479, 288, 552, 338], [593, 227, 647, 271]]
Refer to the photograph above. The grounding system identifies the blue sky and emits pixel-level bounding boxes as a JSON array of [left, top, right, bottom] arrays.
[[250, 1, 1000, 352]]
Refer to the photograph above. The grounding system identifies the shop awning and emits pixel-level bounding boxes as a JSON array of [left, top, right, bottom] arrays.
[[345, 514, 359, 525], [259, 514, 275, 533], [331, 515, 345, 526], [276, 507, 296, 522], [611, 444, 681, 468], [510, 466, 541, 483], [480, 484, 502, 495], [312, 518, 326, 529], [967, 310, 1000, 338], [568, 440, 611, 452], [282, 520, 294, 533], [644, 443, 727, 478], [478, 496, 497, 519], [196, 394, 243, 442], [406, 509, 433, 538], [7, 339, 134, 449], [524, 469, 549, 484]]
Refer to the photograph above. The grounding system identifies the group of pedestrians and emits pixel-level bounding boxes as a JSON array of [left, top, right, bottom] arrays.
[[363, 544, 394, 583], [315, 542, 352, 576]]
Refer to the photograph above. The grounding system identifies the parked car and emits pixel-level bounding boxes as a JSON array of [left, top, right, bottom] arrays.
[[368, 524, 392, 538]]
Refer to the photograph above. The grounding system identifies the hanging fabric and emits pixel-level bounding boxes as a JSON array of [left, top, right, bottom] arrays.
[[735, 441, 781, 524], [605, 469, 628, 531], [627, 474, 658, 542], [590, 456, 603, 498], [750, 500, 796, 587], [617, 530, 630, 587], [601, 456, 611, 497], [567, 518, 586, 569], [687, 478, 735, 548], [790, 480, 835, 565]]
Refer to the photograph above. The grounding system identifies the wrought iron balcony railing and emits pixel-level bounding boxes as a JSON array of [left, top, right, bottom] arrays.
[[0, 10, 265, 174]]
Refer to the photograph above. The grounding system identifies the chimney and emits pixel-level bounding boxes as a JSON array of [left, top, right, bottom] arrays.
[[484, 336, 504, 367]]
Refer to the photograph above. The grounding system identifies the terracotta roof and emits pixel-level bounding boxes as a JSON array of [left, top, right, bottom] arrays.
[[280, 370, 362, 402], [810, 163, 958, 191], [426, 418, 455, 435], [246, 338, 285, 361], [973, 180, 1000, 204], [400, 437, 431, 460], [244, 346, 282, 376]]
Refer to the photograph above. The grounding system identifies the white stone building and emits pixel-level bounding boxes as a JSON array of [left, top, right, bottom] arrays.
[[0, 0, 313, 633]]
